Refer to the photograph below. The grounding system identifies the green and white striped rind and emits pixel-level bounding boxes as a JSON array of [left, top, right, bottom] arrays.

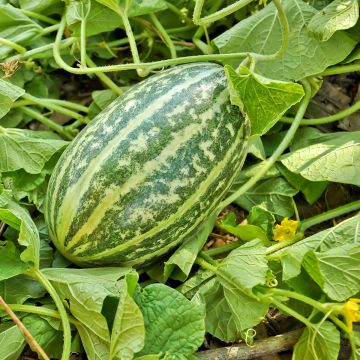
[[45, 63, 249, 267]]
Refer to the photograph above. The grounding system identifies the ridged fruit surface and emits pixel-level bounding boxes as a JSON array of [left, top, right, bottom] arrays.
[[45, 63, 249, 267]]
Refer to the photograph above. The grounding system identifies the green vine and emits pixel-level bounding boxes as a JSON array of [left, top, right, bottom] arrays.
[[52, 0, 290, 75]]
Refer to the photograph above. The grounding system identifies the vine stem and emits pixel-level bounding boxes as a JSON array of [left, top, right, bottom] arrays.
[[193, 0, 289, 63], [19, 9, 58, 25], [21, 93, 85, 121], [217, 79, 312, 211], [13, 98, 88, 113], [205, 241, 242, 257], [317, 63, 360, 77], [0, 297, 50, 360], [149, 13, 177, 59], [19, 107, 74, 140], [7, 38, 77, 62], [268, 296, 314, 328], [7, 304, 79, 326], [266, 288, 353, 337], [0, 38, 26, 54], [263, 0, 290, 61], [53, 15, 277, 75], [85, 56, 123, 96], [193, 0, 253, 26], [80, 9, 87, 68], [266, 233, 304, 255], [300, 199, 360, 232], [165, 1, 193, 25], [41, 24, 60, 36], [26, 269, 72, 360], [192, 0, 224, 54], [118, 7, 146, 77], [267, 288, 331, 314], [281, 99, 360, 126], [195, 256, 218, 273], [198, 250, 218, 266]]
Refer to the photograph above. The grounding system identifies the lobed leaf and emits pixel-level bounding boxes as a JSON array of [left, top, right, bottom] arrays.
[[213, 0, 356, 81], [308, 0, 359, 41], [225, 65, 304, 137], [281, 131, 360, 186]]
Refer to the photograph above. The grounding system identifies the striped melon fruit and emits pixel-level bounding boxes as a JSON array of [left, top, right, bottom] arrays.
[[45, 63, 249, 267]]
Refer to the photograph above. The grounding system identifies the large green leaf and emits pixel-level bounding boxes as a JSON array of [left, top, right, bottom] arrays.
[[68, 0, 167, 36], [277, 163, 328, 205], [230, 176, 298, 218], [23, 315, 63, 359], [0, 275, 46, 304], [0, 128, 68, 174], [66, 0, 122, 37], [19, 0, 64, 15], [195, 278, 268, 342], [293, 321, 340, 360], [0, 241, 29, 281], [109, 280, 145, 360], [0, 323, 26, 360], [135, 284, 205, 356], [275, 214, 360, 280], [195, 279, 242, 342], [76, 322, 110, 360], [0, 80, 25, 120], [213, 0, 356, 81], [217, 240, 269, 292], [303, 243, 360, 301], [42, 267, 134, 342], [280, 131, 360, 186], [225, 65, 304, 137], [308, 0, 359, 41], [0, 4, 43, 59], [96, 0, 167, 16], [177, 269, 214, 300], [0, 198, 40, 267]]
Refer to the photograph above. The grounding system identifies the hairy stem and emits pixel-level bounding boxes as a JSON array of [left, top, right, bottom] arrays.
[[205, 241, 242, 257], [41, 24, 60, 36], [118, 7, 146, 77], [269, 297, 313, 328], [19, 9, 58, 24], [0, 38, 26, 54], [150, 13, 177, 59], [53, 15, 278, 74], [85, 56, 123, 96], [165, 1, 193, 25], [193, 0, 253, 25], [195, 256, 218, 273], [267, 289, 352, 336], [21, 93, 85, 121], [26, 269, 72, 360], [7, 304, 79, 326], [266, 235, 303, 256], [7, 38, 77, 62], [19, 106, 73, 140], [317, 63, 360, 77], [300, 199, 360, 232], [281, 99, 360, 126]]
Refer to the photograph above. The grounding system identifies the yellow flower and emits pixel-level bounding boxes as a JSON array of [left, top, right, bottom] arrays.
[[273, 217, 298, 242], [343, 298, 360, 331]]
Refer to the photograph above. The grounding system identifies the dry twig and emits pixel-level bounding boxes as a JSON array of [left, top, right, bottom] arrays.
[[0, 296, 50, 360], [196, 329, 303, 360]]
